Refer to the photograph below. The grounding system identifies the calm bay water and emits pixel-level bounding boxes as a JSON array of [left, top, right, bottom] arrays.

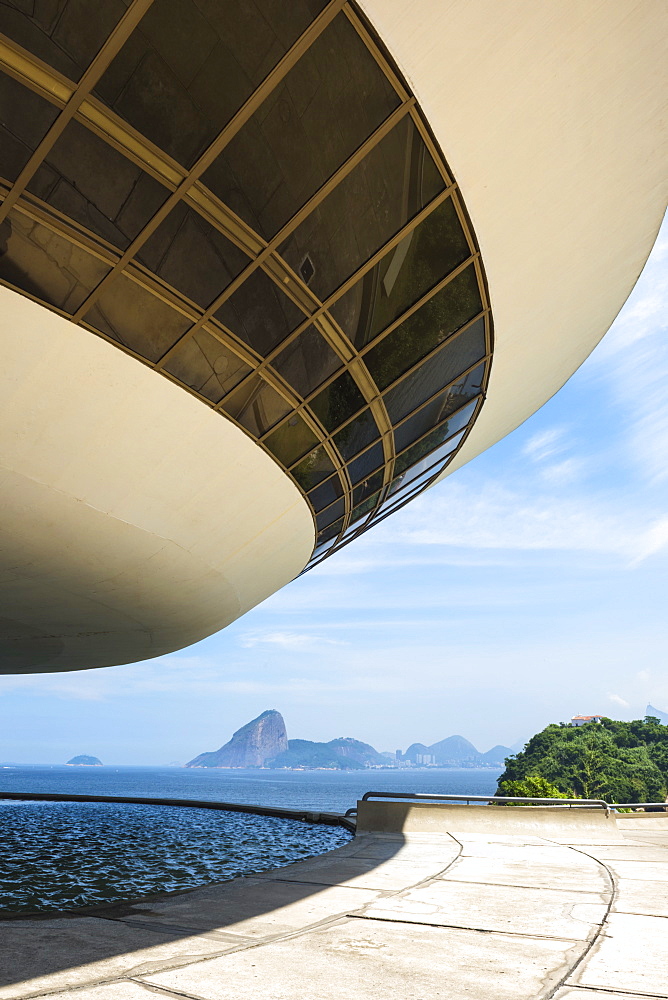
[[0, 765, 501, 914]]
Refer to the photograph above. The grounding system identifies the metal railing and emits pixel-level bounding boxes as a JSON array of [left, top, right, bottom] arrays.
[[353, 791, 613, 817]]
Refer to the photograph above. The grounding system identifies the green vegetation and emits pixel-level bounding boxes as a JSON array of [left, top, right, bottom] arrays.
[[496, 717, 668, 804]]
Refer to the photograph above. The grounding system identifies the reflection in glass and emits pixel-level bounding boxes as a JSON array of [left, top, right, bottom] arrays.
[[350, 490, 380, 525], [0, 210, 110, 314], [352, 469, 383, 507], [292, 446, 337, 492], [389, 431, 464, 495], [272, 326, 342, 398], [0, 76, 59, 184], [83, 274, 191, 361], [27, 121, 168, 252], [138, 204, 249, 307], [365, 265, 482, 391], [331, 197, 470, 349], [317, 516, 343, 545], [216, 268, 304, 357], [307, 473, 343, 512], [203, 13, 399, 239], [310, 371, 365, 433], [393, 366, 484, 454], [316, 498, 345, 532], [394, 399, 478, 475], [163, 330, 251, 403], [348, 442, 384, 485], [279, 116, 444, 301], [332, 408, 378, 461], [221, 374, 291, 436], [264, 414, 318, 467]]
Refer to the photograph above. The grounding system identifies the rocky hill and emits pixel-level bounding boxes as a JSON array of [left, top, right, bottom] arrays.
[[66, 755, 102, 766], [647, 704, 668, 724], [186, 710, 288, 768], [268, 737, 385, 770]]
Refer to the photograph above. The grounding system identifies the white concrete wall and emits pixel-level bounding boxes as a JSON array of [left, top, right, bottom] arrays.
[[0, 288, 314, 672], [361, 0, 668, 477]]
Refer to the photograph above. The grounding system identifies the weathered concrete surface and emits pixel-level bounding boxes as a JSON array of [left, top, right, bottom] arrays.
[[2, 809, 667, 1000]]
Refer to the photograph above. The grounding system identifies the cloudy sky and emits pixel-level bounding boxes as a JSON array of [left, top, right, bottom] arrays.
[[2, 217, 667, 766]]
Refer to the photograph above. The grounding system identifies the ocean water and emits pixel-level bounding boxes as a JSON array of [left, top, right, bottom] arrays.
[[0, 765, 501, 914]]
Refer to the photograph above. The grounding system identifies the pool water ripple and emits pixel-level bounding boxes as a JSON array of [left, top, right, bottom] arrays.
[[0, 800, 350, 914]]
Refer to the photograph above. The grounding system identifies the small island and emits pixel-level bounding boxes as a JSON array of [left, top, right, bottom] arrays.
[[66, 755, 102, 766]]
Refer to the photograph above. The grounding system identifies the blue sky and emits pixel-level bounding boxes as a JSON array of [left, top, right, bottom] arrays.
[[2, 217, 667, 766]]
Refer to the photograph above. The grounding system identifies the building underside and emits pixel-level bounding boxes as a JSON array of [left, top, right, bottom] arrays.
[[0, 0, 666, 673]]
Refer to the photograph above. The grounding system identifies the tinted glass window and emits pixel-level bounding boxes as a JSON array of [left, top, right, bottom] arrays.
[[348, 441, 383, 485], [163, 329, 251, 403], [383, 322, 486, 425], [202, 13, 399, 239], [330, 197, 471, 349], [332, 408, 378, 461], [279, 116, 444, 301], [352, 469, 383, 507], [83, 274, 190, 361], [365, 266, 482, 391], [221, 373, 290, 436], [316, 498, 345, 532], [394, 399, 477, 474], [0, 209, 109, 312], [0, 0, 129, 81], [0, 76, 59, 184], [264, 414, 318, 466], [272, 325, 342, 399], [27, 121, 169, 251], [138, 203, 249, 307], [292, 445, 336, 491], [310, 370, 365, 433], [95, 0, 328, 167], [307, 472, 342, 512], [216, 268, 304, 357], [393, 373, 482, 454]]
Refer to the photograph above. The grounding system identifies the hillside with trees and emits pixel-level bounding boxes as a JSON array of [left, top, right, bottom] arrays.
[[497, 716, 668, 803]]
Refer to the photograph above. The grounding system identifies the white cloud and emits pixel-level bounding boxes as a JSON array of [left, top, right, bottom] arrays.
[[523, 428, 567, 462], [239, 630, 346, 650], [608, 693, 630, 709]]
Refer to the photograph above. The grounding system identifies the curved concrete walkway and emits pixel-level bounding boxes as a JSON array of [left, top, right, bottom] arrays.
[[1, 807, 666, 1000]]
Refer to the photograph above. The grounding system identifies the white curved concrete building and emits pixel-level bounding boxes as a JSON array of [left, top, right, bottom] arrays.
[[0, 0, 665, 673]]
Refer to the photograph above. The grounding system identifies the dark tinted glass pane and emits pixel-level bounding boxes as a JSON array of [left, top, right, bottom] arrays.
[[83, 274, 190, 360], [27, 121, 168, 251], [0, 76, 59, 183], [0, 209, 109, 312], [317, 516, 343, 544], [316, 498, 345, 532], [365, 266, 482, 391], [279, 116, 444, 300], [394, 428, 465, 481], [394, 372, 483, 453], [350, 490, 379, 525], [220, 373, 290, 436], [307, 473, 342, 511], [265, 414, 318, 466], [310, 370, 365, 433], [292, 445, 335, 490], [203, 13, 399, 240], [330, 198, 470, 349], [394, 399, 477, 474], [348, 441, 383, 485], [96, 0, 327, 167], [0, 0, 129, 81], [137, 203, 249, 307], [353, 469, 383, 507], [272, 325, 342, 398], [332, 408, 378, 461], [382, 319, 486, 424], [216, 268, 304, 357], [163, 329, 251, 403]]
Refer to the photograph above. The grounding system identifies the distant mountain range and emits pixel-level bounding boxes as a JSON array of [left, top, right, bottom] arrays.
[[647, 704, 668, 724], [185, 710, 514, 770]]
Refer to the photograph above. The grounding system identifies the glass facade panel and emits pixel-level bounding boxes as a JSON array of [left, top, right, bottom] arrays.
[[307, 472, 342, 512], [0, 0, 129, 81], [393, 369, 483, 454], [382, 319, 486, 425], [348, 441, 384, 485], [309, 370, 365, 433], [364, 265, 482, 391], [394, 399, 477, 475], [332, 408, 378, 461], [352, 469, 383, 507], [0, 75, 59, 184], [83, 274, 190, 361], [216, 268, 304, 357], [0, 209, 110, 312], [203, 13, 399, 239], [264, 414, 318, 467], [279, 116, 445, 301], [272, 325, 342, 398], [163, 329, 251, 403], [137, 203, 249, 307], [330, 197, 471, 349], [27, 121, 169, 251], [220, 373, 291, 436], [317, 516, 343, 545], [95, 0, 328, 167], [292, 445, 336, 491], [316, 497, 345, 532]]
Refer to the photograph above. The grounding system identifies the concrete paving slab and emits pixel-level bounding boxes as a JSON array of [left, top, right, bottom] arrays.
[[569, 912, 668, 996], [358, 879, 607, 939], [254, 856, 447, 890], [613, 878, 668, 917], [143, 915, 586, 1000], [554, 990, 666, 999], [458, 841, 579, 862], [114, 878, 381, 938], [0, 917, 240, 1000], [604, 859, 668, 883], [437, 855, 610, 894], [579, 844, 668, 862], [34, 984, 177, 1000]]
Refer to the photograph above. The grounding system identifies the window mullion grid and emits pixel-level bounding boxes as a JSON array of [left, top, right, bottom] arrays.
[[0, 0, 155, 227]]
